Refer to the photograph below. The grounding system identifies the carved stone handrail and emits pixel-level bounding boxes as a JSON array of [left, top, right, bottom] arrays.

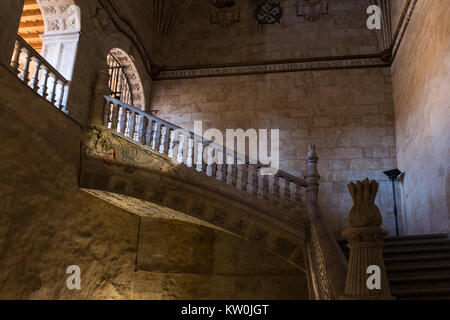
[[10, 35, 70, 110], [94, 95, 308, 214], [304, 145, 348, 300]]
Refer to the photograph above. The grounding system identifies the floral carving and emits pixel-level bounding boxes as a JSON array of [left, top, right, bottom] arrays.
[[347, 179, 382, 228]]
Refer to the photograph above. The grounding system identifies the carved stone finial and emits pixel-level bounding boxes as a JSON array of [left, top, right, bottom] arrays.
[[341, 178, 393, 300], [347, 179, 382, 228], [305, 144, 320, 202]]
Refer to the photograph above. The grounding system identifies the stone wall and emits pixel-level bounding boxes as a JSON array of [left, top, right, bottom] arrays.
[[134, 218, 308, 300], [391, 0, 450, 234], [0, 63, 306, 299], [0, 0, 24, 69], [0, 0, 154, 127], [164, 0, 379, 68], [0, 64, 139, 299], [151, 66, 400, 237]]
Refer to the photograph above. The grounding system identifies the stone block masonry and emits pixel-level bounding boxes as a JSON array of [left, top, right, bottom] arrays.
[[152, 66, 400, 237]]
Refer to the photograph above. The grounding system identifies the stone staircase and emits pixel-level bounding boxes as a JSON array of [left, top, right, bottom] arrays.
[[340, 233, 450, 299]]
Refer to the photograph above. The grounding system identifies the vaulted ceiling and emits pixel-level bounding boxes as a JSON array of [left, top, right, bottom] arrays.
[[106, 0, 381, 70]]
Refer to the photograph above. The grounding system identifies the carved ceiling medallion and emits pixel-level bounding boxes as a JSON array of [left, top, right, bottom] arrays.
[[255, 1, 283, 25], [294, 0, 329, 21]]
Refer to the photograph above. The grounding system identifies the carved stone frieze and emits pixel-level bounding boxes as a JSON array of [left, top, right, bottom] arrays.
[[84, 127, 177, 173], [158, 57, 386, 80]]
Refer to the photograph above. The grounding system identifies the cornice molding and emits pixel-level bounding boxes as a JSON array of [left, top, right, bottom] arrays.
[[156, 55, 388, 80], [390, 0, 417, 64]]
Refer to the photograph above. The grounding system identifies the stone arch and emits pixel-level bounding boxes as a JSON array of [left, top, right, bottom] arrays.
[[108, 48, 146, 110], [100, 32, 152, 112]]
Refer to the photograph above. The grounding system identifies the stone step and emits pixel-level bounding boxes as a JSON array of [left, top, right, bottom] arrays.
[[338, 233, 449, 248], [383, 239, 450, 248], [382, 245, 450, 257], [384, 233, 449, 242], [340, 244, 450, 259], [387, 263, 450, 277], [392, 288, 450, 300], [389, 274, 450, 290]]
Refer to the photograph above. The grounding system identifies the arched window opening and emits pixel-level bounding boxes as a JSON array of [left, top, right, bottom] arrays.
[[107, 53, 134, 106], [10, 0, 81, 112], [105, 48, 146, 141], [107, 48, 145, 110]]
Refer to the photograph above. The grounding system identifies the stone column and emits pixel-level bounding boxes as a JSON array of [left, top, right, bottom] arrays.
[[89, 63, 110, 126], [340, 179, 394, 300]]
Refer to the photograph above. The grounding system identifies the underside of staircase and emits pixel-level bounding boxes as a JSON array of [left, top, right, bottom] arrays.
[[340, 233, 450, 300]]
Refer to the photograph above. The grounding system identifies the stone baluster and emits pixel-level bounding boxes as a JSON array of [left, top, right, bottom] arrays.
[[241, 164, 248, 192], [340, 179, 393, 300], [48, 73, 58, 104], [273, 174, 280, 205], [211, 160, 218, 180], [111, 103, 120, 131], [10, 40, 23, 74], [39, 66, 49, 99], [182, 134, 190, 164], [295, 182, 302, 214], [29, 58, 42, 91], [221, 149, 228, 183], [127, 112, 136, 138], [119, 108, 128, 134], [163, 126, 171, 155], [201, 142, 211, 174], [146, 121, 155, 147], [252, 166, 259, 196], [55, 80, 65, 109], [168, 128, 175, 158], [61, 84, 70, 112], [231, 154, 238, 186], [20, 49, 32, 84], [136, 115, 146, 143], [284, 178, 291, 208], [262, 175, 269, 200], [153, 122, 161, 150]]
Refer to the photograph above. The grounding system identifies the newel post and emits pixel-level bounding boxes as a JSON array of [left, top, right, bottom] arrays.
[[89, 64, 109, 126], [340, 179, 394, 300], [305, 144, 320, 203]]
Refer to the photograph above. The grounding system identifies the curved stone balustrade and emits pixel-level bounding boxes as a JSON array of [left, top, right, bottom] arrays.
[[82, 95, 348, 296], [101, 96, 307, 212], [10, 35, 70, 111], [80, 126, 308, 270]]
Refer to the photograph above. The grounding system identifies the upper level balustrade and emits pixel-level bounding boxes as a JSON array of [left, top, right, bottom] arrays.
[[100, 95, 308, 214], [10, 35, 70, 111]]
